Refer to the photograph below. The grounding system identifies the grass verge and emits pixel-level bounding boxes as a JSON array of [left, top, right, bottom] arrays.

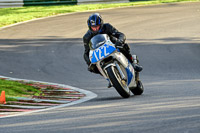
[[0, 79, 42, 101], [0, 0, 200, 28]]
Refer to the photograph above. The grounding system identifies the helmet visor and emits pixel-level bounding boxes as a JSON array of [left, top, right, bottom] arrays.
[[91, 25, 100, 32]]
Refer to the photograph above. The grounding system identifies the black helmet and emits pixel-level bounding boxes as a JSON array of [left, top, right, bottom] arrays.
[[87, 13, 103, 34]]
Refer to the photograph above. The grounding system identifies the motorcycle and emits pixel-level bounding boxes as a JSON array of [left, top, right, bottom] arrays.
[[89, 34, 144, 98]]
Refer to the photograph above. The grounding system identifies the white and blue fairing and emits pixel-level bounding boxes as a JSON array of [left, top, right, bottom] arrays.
[[89, 34, 116, 63]]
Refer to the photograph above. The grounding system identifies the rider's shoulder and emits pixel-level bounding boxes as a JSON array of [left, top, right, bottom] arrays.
[[83, 30, 93, 39], [103, 23, 113, 28]]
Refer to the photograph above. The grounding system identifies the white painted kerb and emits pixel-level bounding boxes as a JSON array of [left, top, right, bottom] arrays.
[[0, 75, 97, 118]]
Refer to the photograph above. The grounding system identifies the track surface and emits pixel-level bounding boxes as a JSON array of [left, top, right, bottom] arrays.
[[0, 2, 200, 133]]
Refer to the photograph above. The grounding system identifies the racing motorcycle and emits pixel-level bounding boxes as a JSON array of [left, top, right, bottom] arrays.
[[89, 34, 144, 98]]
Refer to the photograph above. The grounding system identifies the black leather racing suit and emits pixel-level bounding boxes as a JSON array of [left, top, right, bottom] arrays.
[[83, 23, 133, 73]]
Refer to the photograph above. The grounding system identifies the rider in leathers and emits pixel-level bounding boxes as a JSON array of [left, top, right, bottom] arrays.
[[83, 13, 143, 85]]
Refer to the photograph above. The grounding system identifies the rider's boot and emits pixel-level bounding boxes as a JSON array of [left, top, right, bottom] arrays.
[[132, 63, 143, 72], [131, 55, 143, 72]]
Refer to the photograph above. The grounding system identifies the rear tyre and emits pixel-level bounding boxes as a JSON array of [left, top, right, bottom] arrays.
[[106, 66, 130, 98], [131, 80, 144, 95]]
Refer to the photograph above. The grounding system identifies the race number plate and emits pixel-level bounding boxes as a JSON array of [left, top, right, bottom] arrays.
[[91, 44, 116, 63]]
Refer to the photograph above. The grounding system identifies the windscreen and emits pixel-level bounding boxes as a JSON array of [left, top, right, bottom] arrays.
[[89, 34, 108, 49]]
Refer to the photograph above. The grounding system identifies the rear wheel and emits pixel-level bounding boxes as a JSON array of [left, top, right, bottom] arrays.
[[106, 66, 130, 98], [131, 80, 144, 95]]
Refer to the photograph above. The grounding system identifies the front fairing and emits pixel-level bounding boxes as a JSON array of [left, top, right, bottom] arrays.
[[90, 43, 116, 63], [89, 34, 116, 63]]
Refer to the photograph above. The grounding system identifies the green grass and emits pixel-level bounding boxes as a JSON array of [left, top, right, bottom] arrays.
[[0, 79, 42, 101], [0, 0, 200, 28]]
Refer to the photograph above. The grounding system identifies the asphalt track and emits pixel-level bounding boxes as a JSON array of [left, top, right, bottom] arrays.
[[0, 2, 200, 133]]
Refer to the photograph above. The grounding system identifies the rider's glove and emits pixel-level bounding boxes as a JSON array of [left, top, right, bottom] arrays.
[[111, 36, 123, 48], [115, 39, 123, 47]]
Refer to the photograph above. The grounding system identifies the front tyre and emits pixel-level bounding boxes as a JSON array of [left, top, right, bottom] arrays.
[[106, 66, 130, 98]]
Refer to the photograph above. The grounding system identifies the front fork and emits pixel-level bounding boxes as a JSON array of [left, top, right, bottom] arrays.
[[115, 62, 127, 81], [102, 61, 127, 87]]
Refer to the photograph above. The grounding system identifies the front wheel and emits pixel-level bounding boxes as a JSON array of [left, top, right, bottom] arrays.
[[106, 66, 130, 98]]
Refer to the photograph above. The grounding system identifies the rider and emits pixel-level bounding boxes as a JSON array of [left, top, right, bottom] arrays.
[[83, 13, 143, 83]]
